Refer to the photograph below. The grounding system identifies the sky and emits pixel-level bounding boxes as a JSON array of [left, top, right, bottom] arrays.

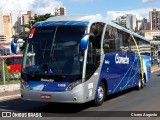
[[0, 0, 160, 20]]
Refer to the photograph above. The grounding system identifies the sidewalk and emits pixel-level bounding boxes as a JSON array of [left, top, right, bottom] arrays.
[[0, 84, 20, 101], [0, 66, 160, 99], [151, 65, 160, 73]]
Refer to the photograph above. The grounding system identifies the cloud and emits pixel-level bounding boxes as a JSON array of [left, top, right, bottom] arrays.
[[142, 0, 160, 3], [0, 0, 63, 15], [106, 8, 158, 20], [70, 0, 94, 2]]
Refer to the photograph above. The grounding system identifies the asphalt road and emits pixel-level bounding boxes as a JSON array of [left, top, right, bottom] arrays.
[[0, 70, 160, 120]]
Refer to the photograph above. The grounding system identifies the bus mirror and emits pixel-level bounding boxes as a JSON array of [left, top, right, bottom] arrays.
[[11, 36, 25, 54], [80, 35, 89, 51], [11, 40, 17, 54]]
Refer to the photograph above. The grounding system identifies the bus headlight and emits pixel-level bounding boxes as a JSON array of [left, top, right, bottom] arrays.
[[66, 80, 82, 91], [21, 79, 30, 90]]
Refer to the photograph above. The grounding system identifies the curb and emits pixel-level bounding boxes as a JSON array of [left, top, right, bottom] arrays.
[[0, 94, 20, 101], [151, 68, 160, 73]]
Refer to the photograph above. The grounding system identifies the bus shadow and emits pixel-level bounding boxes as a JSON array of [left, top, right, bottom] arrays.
[[105, 87, 135, 101], [157, 74, 160, 76], [0, 87, 136, 114], [0, 98, 91, 114]]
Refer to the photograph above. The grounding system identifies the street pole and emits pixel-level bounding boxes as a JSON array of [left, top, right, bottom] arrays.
[[2, 58, 6, 85]]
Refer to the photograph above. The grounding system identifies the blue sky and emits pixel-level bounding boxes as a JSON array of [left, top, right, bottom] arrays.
[[61, 0, 160, 19], [1, 0, 160, 20]]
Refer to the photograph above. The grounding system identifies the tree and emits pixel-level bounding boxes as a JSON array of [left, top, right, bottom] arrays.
[[23, 13, 53, 30]]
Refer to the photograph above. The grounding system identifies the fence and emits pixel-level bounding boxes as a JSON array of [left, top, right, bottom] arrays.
[[0, 57, 21, 85]]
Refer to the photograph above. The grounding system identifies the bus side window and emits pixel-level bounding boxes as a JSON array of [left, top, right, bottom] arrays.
[[103, 25, 116, 53]]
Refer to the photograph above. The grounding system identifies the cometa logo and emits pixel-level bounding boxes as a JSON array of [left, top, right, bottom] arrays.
[[115, 54, 129, 64]]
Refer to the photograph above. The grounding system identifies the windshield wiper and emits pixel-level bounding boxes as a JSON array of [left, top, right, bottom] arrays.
[[48, 26, 65, 77]]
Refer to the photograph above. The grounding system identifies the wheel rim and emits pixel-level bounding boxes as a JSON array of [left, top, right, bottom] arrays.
[[138, 78, 141, 88], [142, 78, 145, 86], [97, 86, 104, 101]]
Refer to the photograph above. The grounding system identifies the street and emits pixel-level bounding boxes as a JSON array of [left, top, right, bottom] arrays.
[[0, 70, 160, 119]]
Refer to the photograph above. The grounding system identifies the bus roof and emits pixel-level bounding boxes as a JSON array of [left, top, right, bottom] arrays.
[[46, 15, 104, 22], [33, 15, 105, 27], [107, 21, 150, 43]]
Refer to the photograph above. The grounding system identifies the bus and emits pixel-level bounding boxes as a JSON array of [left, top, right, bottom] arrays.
[[17, 15, 151, 106]]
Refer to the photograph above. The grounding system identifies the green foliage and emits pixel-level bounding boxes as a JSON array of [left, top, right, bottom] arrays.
[[23, 13, 53, 29], [0, 59, 11, 84]]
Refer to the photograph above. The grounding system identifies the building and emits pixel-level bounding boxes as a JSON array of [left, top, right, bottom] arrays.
[[3, 10, 23, 36], [3, 15, 12, 38], [55, 6, 66, 16], [126, 14, 136, 31], [143, 30, 160, 40], [22, 11, 36, 32], [0, 10, 37, 44], [0, 10, 4, 35], [143, 30, 160, 59], [136, 18, 150, 31], [149, 9, 160, 30], [115, 14, 136, 31], [115, 16, 126, 28], [0, 10, 24, 44], [0, 10, 5, 44]]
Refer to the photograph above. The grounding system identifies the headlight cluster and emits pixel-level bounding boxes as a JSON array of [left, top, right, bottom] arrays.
[[66, 80, 82, 91], [21, 79, 30, 90]]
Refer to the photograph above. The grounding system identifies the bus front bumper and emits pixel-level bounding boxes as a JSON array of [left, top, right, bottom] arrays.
[[21, 88, 90, 104]]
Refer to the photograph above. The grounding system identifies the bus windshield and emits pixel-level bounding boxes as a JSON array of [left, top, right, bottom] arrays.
[[22, 25, 86, 77]]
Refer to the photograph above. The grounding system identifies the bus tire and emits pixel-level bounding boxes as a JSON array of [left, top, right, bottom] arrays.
[[136, 76, 142, 90], [94, 82, 106, 106], [141, 78, 145, 88]]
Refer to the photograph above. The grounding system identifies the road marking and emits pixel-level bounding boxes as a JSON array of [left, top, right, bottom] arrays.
[[0, 94, 20, 101]]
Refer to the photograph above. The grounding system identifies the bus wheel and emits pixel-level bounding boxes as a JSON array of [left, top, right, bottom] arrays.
[[141, 76, 146, 88], [136, 76, 142, 90], [94, 82, 106, 106]]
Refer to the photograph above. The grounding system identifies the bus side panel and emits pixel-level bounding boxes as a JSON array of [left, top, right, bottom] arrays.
[[142, 55, 151, 82], [99, 52, 140, 95]]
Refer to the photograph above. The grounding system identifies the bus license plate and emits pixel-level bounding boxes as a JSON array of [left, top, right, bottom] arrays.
[[41, 94, 51, 99]]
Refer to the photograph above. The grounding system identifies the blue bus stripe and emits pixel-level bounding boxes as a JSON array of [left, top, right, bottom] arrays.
[[123, 65, 133, 90], [72, 21, 86, 25], [112, 57, 137, 93], [64, 21, 72, 25], [122, 69, 140, 90], [45, 21, 58, 26], [123, 56, 139, 89]]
